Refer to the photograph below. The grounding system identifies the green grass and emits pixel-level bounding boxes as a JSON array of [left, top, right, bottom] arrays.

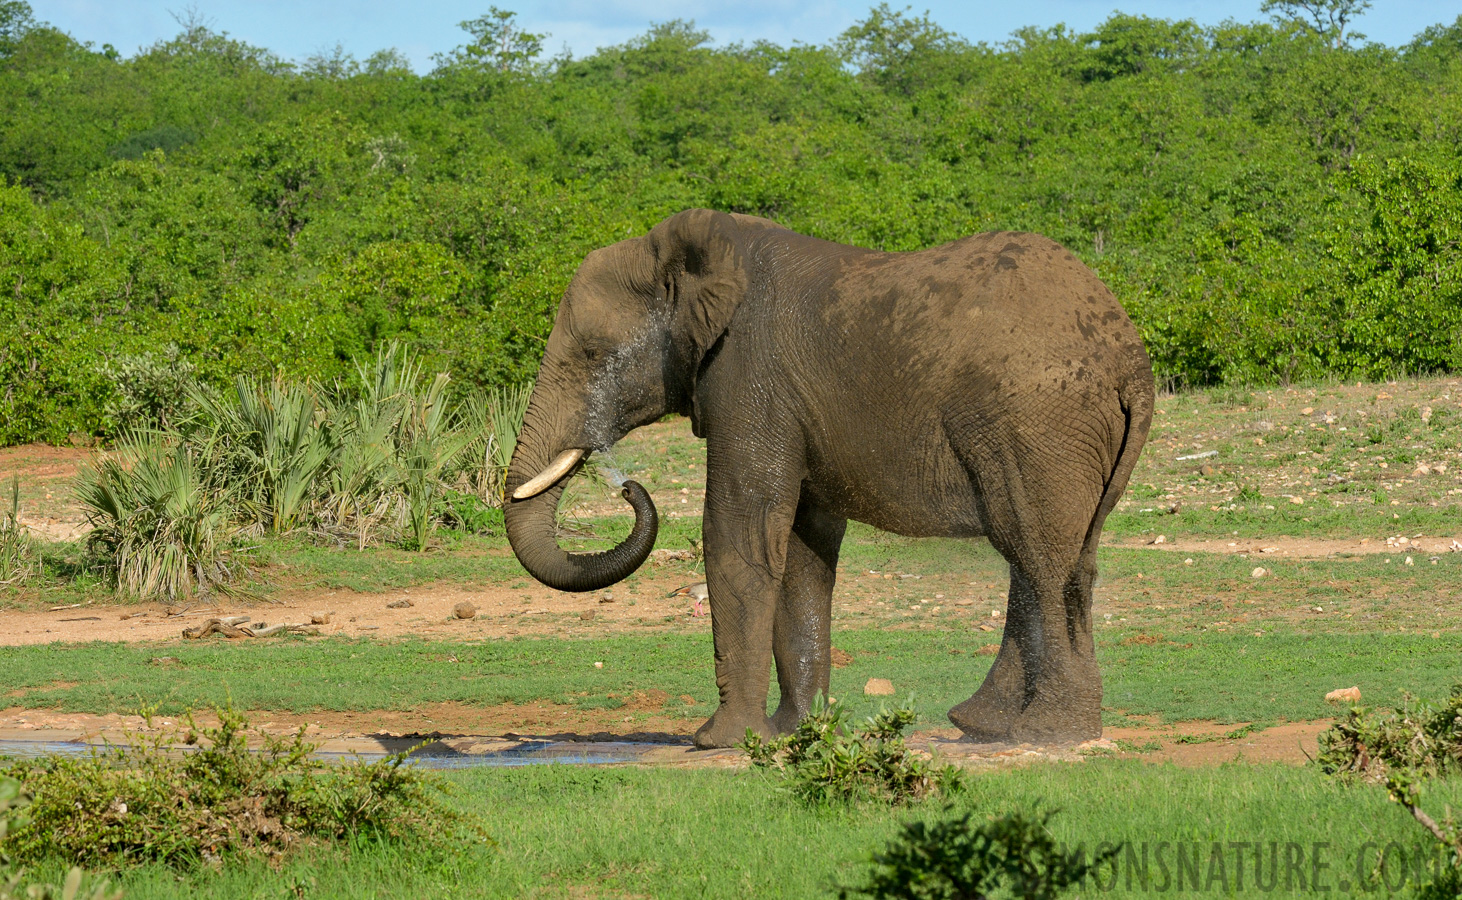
[[32, 762, 1462, 898], [3, 630, 1458, 728]]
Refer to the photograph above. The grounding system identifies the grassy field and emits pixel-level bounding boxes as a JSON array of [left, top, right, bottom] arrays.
[[3, 378, 1462, 898], [3, 629, 1460, 730], [11, 762, 1456, 899]]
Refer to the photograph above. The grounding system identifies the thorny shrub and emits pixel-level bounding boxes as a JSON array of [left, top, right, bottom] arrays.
[[1319, 684, 1462, 897], [742, 699, 964, 805], [0, 706, 472, 868], [840, 808, 1118, 900]]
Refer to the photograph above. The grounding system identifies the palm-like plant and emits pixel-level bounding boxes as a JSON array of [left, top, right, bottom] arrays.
[[75, 435, 233, 601], [190, 377, 331, 533]]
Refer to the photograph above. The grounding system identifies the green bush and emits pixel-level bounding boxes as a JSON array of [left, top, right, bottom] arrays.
[[74, 436, 236, 602], [100, 344, 197, 434], [0, 706, 468, 868], [840, 808, 1118, 900], [742, 699, 964, 805], [1319, 685, 1462, 897], [1, 777, 122, 900]]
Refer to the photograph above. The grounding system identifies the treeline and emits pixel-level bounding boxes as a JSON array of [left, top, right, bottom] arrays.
[[1, 2, 1461, 444]]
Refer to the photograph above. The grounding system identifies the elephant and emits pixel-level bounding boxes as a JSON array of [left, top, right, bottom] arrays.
[[504, 209, 1154, 749]]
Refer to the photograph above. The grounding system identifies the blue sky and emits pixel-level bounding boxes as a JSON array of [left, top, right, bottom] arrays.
[[31, 1, 1454, 71]]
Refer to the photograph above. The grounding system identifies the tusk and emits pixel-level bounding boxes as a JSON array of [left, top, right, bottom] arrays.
[[513, 448, 588, 500]]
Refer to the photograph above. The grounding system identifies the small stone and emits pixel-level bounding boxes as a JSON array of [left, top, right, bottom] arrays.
[[1153, 534, 1167, 544], [580, 610, 595, 621], [598, 594, 615, 604], [1290, 496, 1304, 505], [593, 661, 604, 669], [453, 602, 477, 620], [386, 599, 413, 609], [1301, 407, 1314, 415], [1184, 558, 1194, 565], [1405, 556, 1414, 566], [1199, 464, 1215, 476], [1251, 567, 1268, 578], [310, 613, 331, 625], [864, 678, 895, 696], [1325, 686, 1362, 704]]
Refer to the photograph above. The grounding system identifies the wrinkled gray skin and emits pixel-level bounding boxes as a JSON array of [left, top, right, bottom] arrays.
[[505, 209, 1154, 749]]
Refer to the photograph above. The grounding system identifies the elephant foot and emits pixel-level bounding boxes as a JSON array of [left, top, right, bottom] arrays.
[[694, 705, 773, 749], [949, 670, 1101, 746], [768, 701, 813, 737]]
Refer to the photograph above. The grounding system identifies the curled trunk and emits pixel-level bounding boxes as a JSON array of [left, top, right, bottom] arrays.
[[504, 470, 658, 594]]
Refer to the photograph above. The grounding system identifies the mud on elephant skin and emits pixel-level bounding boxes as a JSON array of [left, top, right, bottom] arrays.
[[504, 209, 1154, 749]]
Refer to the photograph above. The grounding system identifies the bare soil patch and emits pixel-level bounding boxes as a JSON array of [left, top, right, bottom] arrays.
[[0, 571, 722, 646]]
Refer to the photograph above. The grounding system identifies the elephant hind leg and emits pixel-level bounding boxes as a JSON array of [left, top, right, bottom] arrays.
[[769, 498, 847, 736], [947, 432, 1107, 744]]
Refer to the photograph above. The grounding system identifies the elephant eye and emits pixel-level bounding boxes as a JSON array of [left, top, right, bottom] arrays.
[[583, 345, 606, 364]]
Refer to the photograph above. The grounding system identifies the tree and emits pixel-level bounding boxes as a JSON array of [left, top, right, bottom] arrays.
[[835, 3, 967, 94], [1260, 0, 1372, 47], [435, 7, 544, 74], [0, 0, 35, 56]]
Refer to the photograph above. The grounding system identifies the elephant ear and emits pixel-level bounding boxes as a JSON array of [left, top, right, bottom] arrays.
[[652, 209, 749, 368]]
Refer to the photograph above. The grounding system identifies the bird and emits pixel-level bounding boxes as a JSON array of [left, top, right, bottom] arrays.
[[669, 582, 708, 617]]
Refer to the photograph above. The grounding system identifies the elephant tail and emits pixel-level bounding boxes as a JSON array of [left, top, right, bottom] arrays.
[[1086, 372, 1155, 549]]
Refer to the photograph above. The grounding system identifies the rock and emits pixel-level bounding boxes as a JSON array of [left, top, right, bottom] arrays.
[[580, 610, 596, 622], [593, 661, 604, 669], [386, 599, 413, 609], [1199, 464, 1215, 476], [1290, 496, 1304, 505], [863, 678, 895, 696], [830, 647, 854, 668], [1325, 686, 1362, 704], [310, 613, 331, 625], [453, 602, 477, 620], [1251, 567, 1268, 578], [1152, 534, 1167, 545]]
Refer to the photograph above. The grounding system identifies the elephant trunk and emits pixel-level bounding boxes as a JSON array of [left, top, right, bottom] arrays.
[[504, 413, 658, 593]]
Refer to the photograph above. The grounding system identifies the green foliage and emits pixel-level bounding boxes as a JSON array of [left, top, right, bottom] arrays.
[[100, 344, 197, 433], [840, 808, 1118, 900], [1319, 685, 1462, 897], [0, 706, 465, 868], [742, 699, 964, 805], [74, 435, 236, 601], [2, 5, 1462, 444], [1318, 683, 1462, 780]]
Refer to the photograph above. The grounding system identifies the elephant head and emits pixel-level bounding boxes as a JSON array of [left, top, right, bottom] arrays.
[[504, 209, 760, 592]]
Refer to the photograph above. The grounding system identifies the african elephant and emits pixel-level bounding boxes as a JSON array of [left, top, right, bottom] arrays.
[[504, 209, 1153, 749]]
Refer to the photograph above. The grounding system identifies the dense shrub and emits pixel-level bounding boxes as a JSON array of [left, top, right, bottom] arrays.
[[1319, 685, 1462, 897], [743, 699, 964, 805], [0, 707, 468, 868], [841, 808, 1117, 900]]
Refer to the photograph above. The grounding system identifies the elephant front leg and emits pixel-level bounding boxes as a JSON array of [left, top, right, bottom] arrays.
[[769, 500, 846, 735], [692, 483, 802, 750]]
